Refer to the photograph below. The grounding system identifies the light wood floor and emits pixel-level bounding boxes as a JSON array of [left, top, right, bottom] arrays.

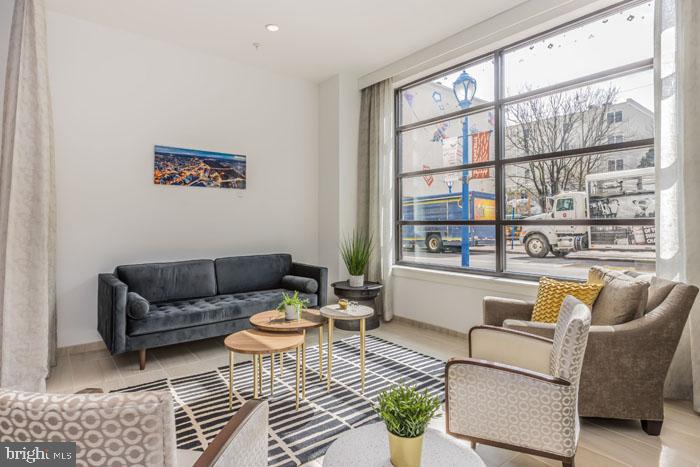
[[47, 320, 700, 467]]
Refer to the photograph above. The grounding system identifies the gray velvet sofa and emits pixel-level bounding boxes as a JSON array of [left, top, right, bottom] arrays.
[[98, 253, 327, 369]]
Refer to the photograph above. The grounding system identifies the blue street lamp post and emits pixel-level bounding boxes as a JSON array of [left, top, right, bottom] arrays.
[[453, 71, 477, 268]]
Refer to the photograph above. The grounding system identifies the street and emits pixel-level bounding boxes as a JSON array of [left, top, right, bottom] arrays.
[[402, 243, 655, 279]]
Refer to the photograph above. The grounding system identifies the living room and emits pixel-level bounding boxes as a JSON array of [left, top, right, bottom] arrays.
[[1, 0, 699, 466]]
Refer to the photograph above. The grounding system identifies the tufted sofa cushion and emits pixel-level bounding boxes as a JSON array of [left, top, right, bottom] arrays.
[[126, 289, 317, 336], [116, 259, 217, 303], [215, 254, 292, 294]]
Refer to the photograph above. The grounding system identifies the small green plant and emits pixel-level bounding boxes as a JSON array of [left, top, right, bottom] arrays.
[[277, 291, 309, 312], [340, 230, 373, 276], [374, 383, 440, 438]]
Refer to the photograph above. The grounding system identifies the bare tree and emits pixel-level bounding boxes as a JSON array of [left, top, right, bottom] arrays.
[[505, 86, 619, 209]]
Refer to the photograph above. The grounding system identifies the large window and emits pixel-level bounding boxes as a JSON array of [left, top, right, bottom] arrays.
[[395, 1, 655, 280]]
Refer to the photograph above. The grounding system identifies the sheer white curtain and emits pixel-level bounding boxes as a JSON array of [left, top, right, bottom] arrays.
[[656, 0, 700, 411], [357, 79, 395, 320], [0, 0, 56, 392]]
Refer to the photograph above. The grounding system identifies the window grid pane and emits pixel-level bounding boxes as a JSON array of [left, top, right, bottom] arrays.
[[395, 0, 655, 279]]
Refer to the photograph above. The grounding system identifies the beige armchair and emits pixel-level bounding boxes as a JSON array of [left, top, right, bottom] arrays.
[[446, 296, 592, 467], [483, 274, 698, 436], [0, 389, 268, 467]]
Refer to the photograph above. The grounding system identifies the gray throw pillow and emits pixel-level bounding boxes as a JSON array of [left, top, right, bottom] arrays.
[[280, 275, 318, 294], [588, 267, 650, 325], [127, 292, 150, 319], [633, 274, 677, 312]]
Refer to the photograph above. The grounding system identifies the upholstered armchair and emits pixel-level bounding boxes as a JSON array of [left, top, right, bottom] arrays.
[[0, 389, 268, 467], [483, 274, 698, 435], [446, 296, 591, 467]]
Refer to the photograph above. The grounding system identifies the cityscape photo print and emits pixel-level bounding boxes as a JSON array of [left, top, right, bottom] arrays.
[[153, 145, 246, 189]]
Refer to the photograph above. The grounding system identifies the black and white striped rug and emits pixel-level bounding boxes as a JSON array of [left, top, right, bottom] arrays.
[[115, 335, 445, 466]]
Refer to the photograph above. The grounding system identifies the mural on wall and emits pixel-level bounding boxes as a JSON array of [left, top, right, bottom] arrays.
[[153, 145, 246, 189]]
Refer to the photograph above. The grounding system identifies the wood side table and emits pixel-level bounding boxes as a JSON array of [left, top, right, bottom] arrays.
[[224, 329, 305, 410], [320, 304, 373, 393], [331, 281, 383, 331], [249, 309, 326, 399]]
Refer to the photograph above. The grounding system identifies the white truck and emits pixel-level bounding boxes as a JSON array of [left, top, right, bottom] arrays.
[[520, 167, 655, 258]]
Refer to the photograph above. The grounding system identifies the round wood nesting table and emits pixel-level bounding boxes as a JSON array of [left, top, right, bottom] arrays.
[[320, 304, 374, 393], [224, 328, 305, 410], [249, 309, 327, 398]]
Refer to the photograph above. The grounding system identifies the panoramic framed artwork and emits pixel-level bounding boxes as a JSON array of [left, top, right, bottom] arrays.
[[153, 145, 247, 189]]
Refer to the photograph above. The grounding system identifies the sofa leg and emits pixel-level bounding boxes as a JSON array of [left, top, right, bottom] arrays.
[[562, 457, 575, 467], [470, 441, 476, 450], [641, 419, 663, 436], [138, 349, 146, 370]]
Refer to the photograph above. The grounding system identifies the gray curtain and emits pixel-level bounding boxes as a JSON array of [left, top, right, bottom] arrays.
[[656, 0, 700, 411], [0, 0, 56, 392], [357, 79, 394, 320]]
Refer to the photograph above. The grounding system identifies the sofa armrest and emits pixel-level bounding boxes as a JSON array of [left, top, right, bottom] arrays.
[[291, 262, 328, 307], [482, 296, 534, 326], [194, 400, 268, 467], [98, 273, 128, 354], [469, 325, 553, 374]]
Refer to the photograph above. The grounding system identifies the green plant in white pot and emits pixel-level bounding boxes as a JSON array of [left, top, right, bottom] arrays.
[[375, 383, 440, 467], [340, 230, 373, 287], [277, 291, 308, 321]]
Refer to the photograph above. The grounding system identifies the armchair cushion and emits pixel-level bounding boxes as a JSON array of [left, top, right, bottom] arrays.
[[469, 325, 553, 374], [531, 277, 601, 323], [588, 267, 649, 324], [127, 291, 150, 319], [281, 274, 318, 294]]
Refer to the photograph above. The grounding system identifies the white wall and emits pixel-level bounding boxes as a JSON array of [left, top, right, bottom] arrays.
[[318, 75, 341, 290], [47, 12, 320, 346], [392, 267, 538, 333], [318, 73, 360, 294], [359, 0, 620, 89]]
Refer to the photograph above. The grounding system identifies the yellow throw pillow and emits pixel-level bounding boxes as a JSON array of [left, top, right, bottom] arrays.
[[531, 277, 602, 323]]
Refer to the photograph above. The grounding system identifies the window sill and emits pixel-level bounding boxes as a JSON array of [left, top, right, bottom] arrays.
[[391, 264, 538, 296]]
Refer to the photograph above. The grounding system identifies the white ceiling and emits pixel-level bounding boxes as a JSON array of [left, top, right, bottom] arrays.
[[44, 0, 527, 83]]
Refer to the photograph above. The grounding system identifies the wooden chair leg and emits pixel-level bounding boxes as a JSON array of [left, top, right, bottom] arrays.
[[138, 349, 147, 370], [641, 419, 663, 436]]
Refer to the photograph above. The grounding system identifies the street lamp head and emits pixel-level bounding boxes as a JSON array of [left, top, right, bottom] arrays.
[[452, 71, 477, 109]]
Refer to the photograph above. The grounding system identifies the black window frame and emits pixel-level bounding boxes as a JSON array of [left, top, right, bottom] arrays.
[[393, 0, 655, 281]]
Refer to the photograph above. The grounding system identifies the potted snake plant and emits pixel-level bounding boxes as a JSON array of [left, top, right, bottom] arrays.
[[277, 291, 308, 321], [375, 383, 440, 467], [340, 230, 373, 287]]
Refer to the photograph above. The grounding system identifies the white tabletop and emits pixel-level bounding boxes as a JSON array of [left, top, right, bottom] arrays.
[[320, 304, 373, 320], [323, 423, 484, 467]]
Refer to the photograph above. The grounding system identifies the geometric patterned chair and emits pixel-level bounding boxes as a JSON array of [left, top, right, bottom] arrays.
[[445, 295, 592, 467], [0, 389, 268, 467]]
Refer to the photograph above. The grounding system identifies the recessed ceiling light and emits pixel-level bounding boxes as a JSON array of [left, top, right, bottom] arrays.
[[265, 24, 280, 32]]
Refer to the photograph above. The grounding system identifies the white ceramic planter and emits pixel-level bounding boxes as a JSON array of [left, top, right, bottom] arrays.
[[348, 274, 364, 288], [284, 304, 299, 320]]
